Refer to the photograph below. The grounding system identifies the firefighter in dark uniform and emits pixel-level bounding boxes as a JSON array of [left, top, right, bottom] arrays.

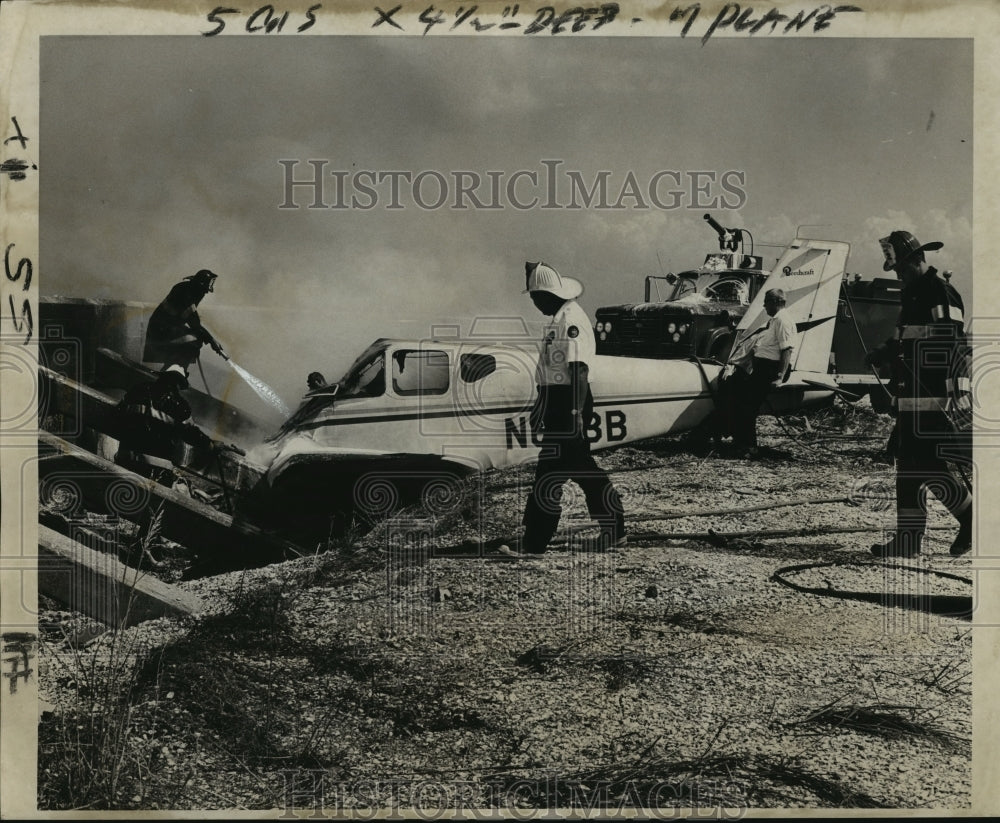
[[500, 262, 626, 556], [867, 230, 972, 558], [144, 269, 227, 370], [114, 364, 214, 483]]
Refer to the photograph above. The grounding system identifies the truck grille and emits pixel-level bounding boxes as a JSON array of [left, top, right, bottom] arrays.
[[597, 317, 692, 358]]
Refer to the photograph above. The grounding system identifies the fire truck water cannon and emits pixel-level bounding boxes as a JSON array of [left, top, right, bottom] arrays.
[[704, 213, 747, 254]]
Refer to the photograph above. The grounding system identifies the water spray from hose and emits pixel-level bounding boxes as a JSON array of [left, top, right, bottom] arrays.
[[226, 357, 291, 417], [208, 334, 291, 417]]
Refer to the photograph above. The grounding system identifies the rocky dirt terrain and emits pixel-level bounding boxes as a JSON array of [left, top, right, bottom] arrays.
[[36, 402, 973, 812]]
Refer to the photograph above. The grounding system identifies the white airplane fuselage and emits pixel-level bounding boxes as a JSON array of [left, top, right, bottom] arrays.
[[250, 343, 724, 483], [251, 236, 850, 492]]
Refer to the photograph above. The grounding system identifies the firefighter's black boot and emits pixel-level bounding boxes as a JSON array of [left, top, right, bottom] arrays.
[[870, 531, 923, 559], [949, 509, 973, 556]]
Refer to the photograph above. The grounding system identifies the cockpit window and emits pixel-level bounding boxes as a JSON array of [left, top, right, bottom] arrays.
[[460, 353, 496, 383], [338, 352, 386, 399], [392, 349, 450, 396]]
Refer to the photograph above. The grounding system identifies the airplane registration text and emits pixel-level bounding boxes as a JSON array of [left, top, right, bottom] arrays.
[[505, 410, 628, 449]]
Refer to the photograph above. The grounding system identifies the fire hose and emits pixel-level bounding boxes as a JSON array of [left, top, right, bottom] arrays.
[[772, 558, 971, 590], [771, 559, 972, 621], [556, 492, 956, 542], [625, 522, 956, 544], [196, 354, 213, 399]]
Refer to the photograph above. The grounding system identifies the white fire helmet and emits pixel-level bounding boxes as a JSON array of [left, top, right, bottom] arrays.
[[523, 262, 584, 300]]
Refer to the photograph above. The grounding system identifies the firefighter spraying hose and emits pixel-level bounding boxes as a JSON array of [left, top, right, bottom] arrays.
[[143, 268, 291, 417], [145, 269, 227, 371]]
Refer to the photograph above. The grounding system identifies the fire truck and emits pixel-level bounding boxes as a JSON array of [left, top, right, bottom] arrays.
[[593, 214, 901, 409], [594, 214, 769, 363]]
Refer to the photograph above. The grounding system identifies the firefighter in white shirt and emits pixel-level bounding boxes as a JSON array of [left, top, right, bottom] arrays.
[[501, 262, 625, 556]]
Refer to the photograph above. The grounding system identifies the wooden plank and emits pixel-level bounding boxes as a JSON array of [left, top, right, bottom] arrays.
[[93, 345, 158, 389], [94, 347, 273, 445], [38, 364, 120, 438], [38, 431, 305, 575], [38, 525, 203, 627], [39, 509, 120, 557], [38, 365, 264, 495]]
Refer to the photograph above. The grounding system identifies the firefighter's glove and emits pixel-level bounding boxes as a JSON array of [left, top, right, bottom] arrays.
[[210, 339, 227, 358]]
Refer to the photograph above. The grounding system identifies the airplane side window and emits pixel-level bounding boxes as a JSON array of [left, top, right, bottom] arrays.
[[460, 353, 496, 383], [392, 349, 450, 396]]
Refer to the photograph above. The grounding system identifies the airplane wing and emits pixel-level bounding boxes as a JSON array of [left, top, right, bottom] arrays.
[[797, 376, 863, 402], [761, 370, 863, 403]]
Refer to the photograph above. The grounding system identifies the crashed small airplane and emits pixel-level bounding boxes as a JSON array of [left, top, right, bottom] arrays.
[[242, 235, 866, 541]]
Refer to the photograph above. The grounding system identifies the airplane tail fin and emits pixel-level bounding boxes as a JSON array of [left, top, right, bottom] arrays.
[[728, 237, 850, 382]]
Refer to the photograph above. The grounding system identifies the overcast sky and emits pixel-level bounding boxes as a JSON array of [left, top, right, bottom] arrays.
[[41, 35, 973, 416]]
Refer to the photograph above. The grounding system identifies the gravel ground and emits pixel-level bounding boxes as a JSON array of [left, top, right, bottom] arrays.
[[36, 404, 973, 812]]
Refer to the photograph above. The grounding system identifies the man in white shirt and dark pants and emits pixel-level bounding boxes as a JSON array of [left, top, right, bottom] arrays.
[[717, 287, 796, 457], [501, 262, 626, 556]]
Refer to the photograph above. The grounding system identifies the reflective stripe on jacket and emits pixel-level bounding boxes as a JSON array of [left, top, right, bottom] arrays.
[[893, 267, 969, 410]]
